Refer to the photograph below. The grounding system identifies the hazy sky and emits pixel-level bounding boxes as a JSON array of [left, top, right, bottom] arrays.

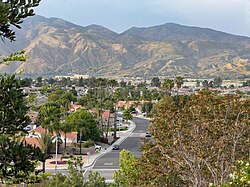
[[35, 0, 250, 37]]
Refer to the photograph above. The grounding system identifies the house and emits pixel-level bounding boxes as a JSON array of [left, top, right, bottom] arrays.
[[100, 110, 115, 126], [60, 131, 78, 144], [69, 101, 83, 112], [117, 101, 139, 110], [28, 126, 78, 143], [116, 100, 156, 114], [23, 137, 42, 149]]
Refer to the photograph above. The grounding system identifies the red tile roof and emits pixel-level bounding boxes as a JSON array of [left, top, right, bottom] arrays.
[[102, 110, 115, 118], [32, 126, 56, 137], [32, 126, 77, 141], [24, 137, 42, 149], [63, 132, 78, 141]]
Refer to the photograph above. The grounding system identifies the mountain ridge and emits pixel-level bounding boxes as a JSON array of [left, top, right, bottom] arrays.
[[0, 15, 249, 78]]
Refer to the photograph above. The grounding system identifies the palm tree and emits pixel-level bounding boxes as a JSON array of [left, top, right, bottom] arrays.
[[36, 131, 52, 173], [60, 121, 73, 150], [36, 101, 62, 171], [36, 102, 61, 132], [113, 89, 121, 140]]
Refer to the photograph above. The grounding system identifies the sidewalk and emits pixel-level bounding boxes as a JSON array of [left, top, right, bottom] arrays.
[[84, 119, 136, 168], [40, 120, 136, 171]]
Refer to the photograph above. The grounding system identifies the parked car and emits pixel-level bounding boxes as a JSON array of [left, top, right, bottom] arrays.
[[112, 123, 123, 128], [46, 154, 53, 159], [130, 111, 137, 115], [94, 144, 101, 151], [24, 126, 31, 131], [112, 144, 119, 150], [145, 132, 151, 137]]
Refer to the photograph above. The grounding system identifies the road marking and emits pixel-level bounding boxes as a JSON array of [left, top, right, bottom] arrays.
[[93, 166, 119, 169], [128, 133, 145, 137], [104, 162, 113, 166], [90, 168, 119, 171]]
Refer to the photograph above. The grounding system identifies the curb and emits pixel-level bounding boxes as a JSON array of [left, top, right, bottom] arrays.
[[43, 120, 137, 171], [83, 136, 128, 169], [83, 121, 136, 169]]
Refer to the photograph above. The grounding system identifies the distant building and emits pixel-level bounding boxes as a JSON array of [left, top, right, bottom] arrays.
[[72, 74, 90, 79], [55, 74, 90, 80]]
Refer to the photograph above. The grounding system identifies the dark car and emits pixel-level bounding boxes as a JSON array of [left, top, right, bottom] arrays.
[[145, 132, 152, 137], [46, 154, 53, 159], [112, 144, 119, 150]]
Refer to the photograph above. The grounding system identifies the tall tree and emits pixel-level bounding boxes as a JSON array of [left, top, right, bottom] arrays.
[[213, 76, 223, 88], [149, 91, 249, 186], [0, 135, 44, 184], [202, 80, 209, 88], [65, 109, 100, 154], [0, 1, 44, 183], [122, 109, 132, 122], [60, 119, 73, 150], [36, 131, 52, 173], [36, 102, 61, 133], [0, 74, 30, 134], [151, 77, 161, 87], [113, 89, 121, 140], [36, 76, 43, 87], [114, 150, 138, 187], [115, 91, 250, 186], [0, 74, 44, 183]]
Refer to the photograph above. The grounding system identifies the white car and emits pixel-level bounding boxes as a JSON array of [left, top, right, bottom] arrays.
[[24, 126, 31, 131], [112, 123, 123, 127]]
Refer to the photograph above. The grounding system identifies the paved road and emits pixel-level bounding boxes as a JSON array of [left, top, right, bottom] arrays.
[[131, 117, 151, 133], [85, 116, 150, 181]]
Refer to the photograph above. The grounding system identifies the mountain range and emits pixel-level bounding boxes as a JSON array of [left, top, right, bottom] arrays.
[[0, 15, 249, 79]]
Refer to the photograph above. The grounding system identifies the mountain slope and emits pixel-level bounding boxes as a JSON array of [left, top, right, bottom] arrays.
[[122, 23, 250, 43], [0, 15, 249, 78]]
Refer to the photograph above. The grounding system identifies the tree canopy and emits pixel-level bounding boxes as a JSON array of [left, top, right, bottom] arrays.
[[0, 74, 45, 184], [65, 108, 100, 142], [122, 109, 132, 122], [0, 0, 41, 42], [0, 74, 30, 134], [36, 101, 61, 133], [115, 90, 250, 186]]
